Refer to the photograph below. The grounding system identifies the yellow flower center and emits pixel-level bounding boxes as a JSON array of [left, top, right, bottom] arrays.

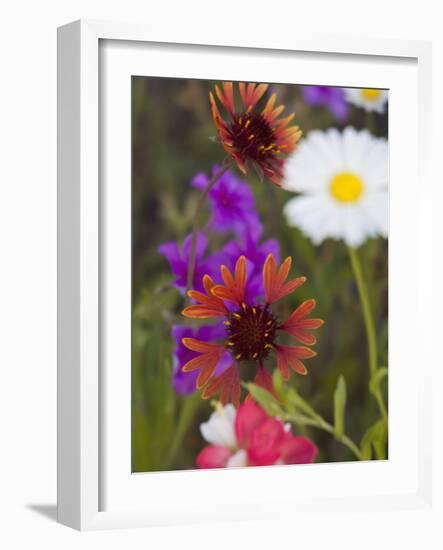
[[330, 172, 364, 203], [361, 88, 381, 101]]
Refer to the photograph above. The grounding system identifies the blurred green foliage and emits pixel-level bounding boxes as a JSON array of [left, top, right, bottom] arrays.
[[132, 77, 388, 472]]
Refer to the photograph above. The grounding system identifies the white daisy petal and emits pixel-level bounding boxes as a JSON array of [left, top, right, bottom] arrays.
[[283, 127, 388, 248], [344, 88, 388, 113]]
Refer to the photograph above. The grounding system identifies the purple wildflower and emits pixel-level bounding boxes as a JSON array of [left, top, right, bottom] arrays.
[[191, 165, 261, 240], [172, 324, 231, 394], [158, 232, 222, 294], [302, 86, 349, 123]]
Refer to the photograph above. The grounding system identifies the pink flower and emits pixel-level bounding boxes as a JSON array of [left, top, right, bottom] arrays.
[[196, 402, 317, 468]]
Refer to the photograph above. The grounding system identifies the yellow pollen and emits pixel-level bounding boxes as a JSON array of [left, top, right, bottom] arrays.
[[241, 302, 247, 310], [224, 321, 231, 326], [330, 171, 364, 203], [233, 313, 241, 319], [248, 134, 255, 140], [361, 88, 381, 101], [239, 116, 243, 125], [235, 354, 242, 360], [227, 342, 235, 347], [252, 307, 257, 315], [245, 119, 251, 128], [265, 344, 273, 350], [252, 352, 258, 359]]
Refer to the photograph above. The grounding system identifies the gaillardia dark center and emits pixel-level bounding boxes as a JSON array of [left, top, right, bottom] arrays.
[[229, 113, 277, 162], [225, 304, 278, 361]]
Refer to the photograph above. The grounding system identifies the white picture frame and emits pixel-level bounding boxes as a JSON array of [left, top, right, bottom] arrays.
[[57, 19, 433, 531]]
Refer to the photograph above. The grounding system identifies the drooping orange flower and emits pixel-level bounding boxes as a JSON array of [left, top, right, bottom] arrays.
[[181, 254, 323, 406], [209, 82, 302, 186]]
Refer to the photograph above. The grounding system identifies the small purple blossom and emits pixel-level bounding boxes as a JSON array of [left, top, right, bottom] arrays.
[[158, 232, 222, 294], [191, 165, 261, 240], [302, 86, 349, 123], [172, 324, 231, 394]]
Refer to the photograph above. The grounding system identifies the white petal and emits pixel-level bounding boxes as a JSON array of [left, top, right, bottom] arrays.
[[345, 88, 388, 113], [282, 127, 389, 247], [226, 450, 248, 468], [200, 406, 237, 449]]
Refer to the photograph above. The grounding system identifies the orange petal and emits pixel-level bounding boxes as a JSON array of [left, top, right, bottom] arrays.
[[262, 93, 277, 119], [182, 338, 225, 354], [220, 264, 236, 289], [263, 254, 277, 302], [202, 366, 240, 407], [276, 256, 292, 287], [182, 305, 226, 318], [284, 329, 317, 346], [275, 345, 315, 377], [196, 362, 218, 389], [276, 350, 290, 381], [182, 354, 213, 373], [275, 277, 306, 302], [298, 318, 325, 329]]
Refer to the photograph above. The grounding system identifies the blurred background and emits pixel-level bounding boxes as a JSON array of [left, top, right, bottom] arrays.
[[131, 77, 388, 472]]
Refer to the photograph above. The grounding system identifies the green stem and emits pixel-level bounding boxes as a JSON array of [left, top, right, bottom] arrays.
[[347, 246, 387, 421], [366, 111, 376, 134], [286, 413, 362, 460], [185, 160, 231, 301], [166, 393, 201, 468]]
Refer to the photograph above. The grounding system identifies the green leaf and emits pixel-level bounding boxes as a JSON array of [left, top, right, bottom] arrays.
[[369, 367, 388, 396], [360, 419, 388, 460], [244, 383, 285, 417], [285, 387, 320, 419], [272, 369, 284, 399], [333, 376, 347, 439]]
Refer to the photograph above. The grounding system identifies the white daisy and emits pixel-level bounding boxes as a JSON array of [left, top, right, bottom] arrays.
[[283, 127, 388, 248], [345, 87, 388, 113]]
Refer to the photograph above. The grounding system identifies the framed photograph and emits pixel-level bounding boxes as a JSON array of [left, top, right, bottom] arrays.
[[57, 19, 433, 530]]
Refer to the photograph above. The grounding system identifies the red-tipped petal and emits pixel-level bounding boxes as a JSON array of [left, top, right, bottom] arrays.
[[202, 366, 240, 407], [263, 254, 277, 303], [182, 338, 225, 354], [275, 345, 316, 376], [182, 305, 226, 318], [182, 353, 214, 373]]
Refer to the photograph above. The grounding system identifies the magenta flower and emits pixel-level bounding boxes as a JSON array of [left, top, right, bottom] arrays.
[[172, 324, 231, 394], [196, 402, 318, 468], [191, 165, 261, 239], [302, 86, 349, 123], [158, 232, 223, 294]]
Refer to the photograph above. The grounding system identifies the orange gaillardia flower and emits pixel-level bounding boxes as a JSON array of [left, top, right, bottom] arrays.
[[209, 82, 302, 186], [181, 254, 323, 406]]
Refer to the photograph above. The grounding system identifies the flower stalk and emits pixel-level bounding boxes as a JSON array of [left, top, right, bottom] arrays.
[[347, 246, 387, 422], [185, 159, 231, 300]]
